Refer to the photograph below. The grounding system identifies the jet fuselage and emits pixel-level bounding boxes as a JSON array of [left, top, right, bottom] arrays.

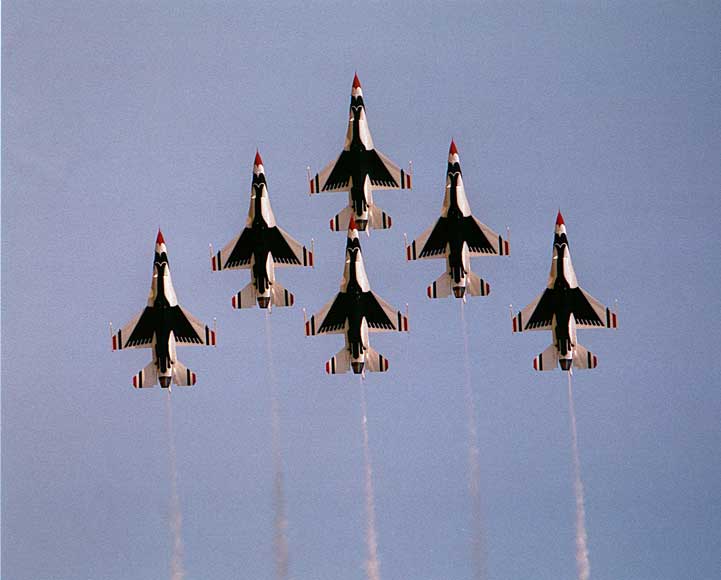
[[151, 255, 176, 387], [344, 244, 370, 373], [549, 233, 577, 370]]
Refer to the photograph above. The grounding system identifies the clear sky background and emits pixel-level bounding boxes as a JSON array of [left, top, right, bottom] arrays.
[[3, 2, 721, 579]]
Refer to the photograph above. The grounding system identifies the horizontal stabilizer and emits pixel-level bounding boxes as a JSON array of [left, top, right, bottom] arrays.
[[172, 359, 197, 387], [330, 206, 354, 232], [572, 343, 598, 370], [231, 282, 257, 309], [369, 204, 393, 230], [132, 361, 158, 388], [325, 347, 351, 375], [533, 344, 558, 371], [364, 346, 390, 373], [466, 271, 491, 297], [271, 282, 295, 308], [427, 272, 452, 299]]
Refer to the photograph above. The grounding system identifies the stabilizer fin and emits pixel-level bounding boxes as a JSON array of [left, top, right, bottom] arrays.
[[132, 361, 158, 389], [270, 281, 295, 308], [533, 344, 559, 371], [325, 347, 351, 375], [231, 282, 257, 309], [466, 271, 491, 297], [572, 343, 598, 370], [172, 359, 197, 387], [427, 271, 452, 299], [364, 346, 390, 373], [368, 204, 393, 230]]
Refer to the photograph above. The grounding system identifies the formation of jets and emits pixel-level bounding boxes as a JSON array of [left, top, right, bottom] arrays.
[[112, 74, 617, 387]]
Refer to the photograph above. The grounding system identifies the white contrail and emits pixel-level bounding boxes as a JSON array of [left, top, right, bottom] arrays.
[[567, 372, 590, 580], [165, 391, 185, 580], [460, 302, 486, 580], [360, 378, 381, 580], [265, 313, 289, 580]]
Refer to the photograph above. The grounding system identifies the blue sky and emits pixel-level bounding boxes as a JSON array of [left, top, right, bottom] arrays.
[[3, 2, 721, 579]]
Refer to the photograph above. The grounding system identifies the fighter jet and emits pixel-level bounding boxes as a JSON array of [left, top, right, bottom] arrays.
[[405, 140, 510, 300], [211, 151, 313, 309], [308, 74, 412, 232], [111, 231, 217, 389], [512, 212, 618, 372], [304, 217, 409, 375]]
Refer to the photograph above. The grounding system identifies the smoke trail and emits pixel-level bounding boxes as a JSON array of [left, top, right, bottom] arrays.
[[567, 373, 590, 580], [165, 391, 185, 580], [460, 303, 486, 580], [360, 378, 381, 580], [265, 313, 289, 580]]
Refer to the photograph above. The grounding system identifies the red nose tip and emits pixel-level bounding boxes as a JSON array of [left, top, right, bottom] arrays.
[[349, 215, 357, 231], [449, 139, 458, 155], [556, 211, 565, 226], [254, 150, 263, 167], [352, 73, 361, 89], [156, 229, 165, 244]]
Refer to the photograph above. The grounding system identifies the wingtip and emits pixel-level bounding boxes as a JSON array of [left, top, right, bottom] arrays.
[[352, 72, 361, 89], [556, 210, 565, 226], [449, 139, 458, 155], [156, 229, 165, 244], [254, 149, 263, 167]]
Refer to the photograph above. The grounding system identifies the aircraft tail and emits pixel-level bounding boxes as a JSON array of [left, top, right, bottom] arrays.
[[133, 361, 158, 388], [270, 281, 295, 308], [364, 346, 390, 373], [231, 282, 256, 309], [368, 204, 392, 231], [465, 270, 491, 297], [533, 344, 559, 371], [427, 271, 452, 299], [572, 343, 598, 370], [325, 346, 351, 374], [172, 359, 197, 387]]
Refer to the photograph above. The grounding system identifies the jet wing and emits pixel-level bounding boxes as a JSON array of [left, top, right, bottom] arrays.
[[305, 293, 348, 336], [373, 149, 412, 190], [311, 153, 349, 193], [406, 219, 448, 260], [310, 150, 411, 194], [213, 228, 254, 271], [466, 217, 509, 256], [112, 307, 155, 350], [361, 291, 409, 333], [513, 290, 555, 332], [172, 306, 217, 346], [570, 288, 618, 329], [267, 226, 313, 267], [406, 216, 507, 261]]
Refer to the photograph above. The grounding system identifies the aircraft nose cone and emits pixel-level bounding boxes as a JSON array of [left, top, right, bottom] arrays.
[[351, 361, 365, 375], [453, 286, 466, 299]]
